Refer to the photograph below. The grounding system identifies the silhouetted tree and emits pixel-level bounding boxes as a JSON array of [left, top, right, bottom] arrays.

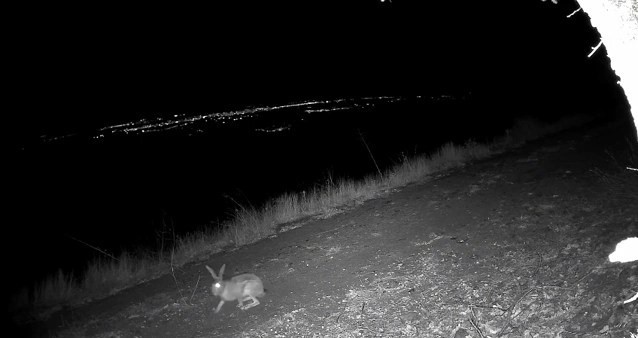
[[546, 0, 637, 137]]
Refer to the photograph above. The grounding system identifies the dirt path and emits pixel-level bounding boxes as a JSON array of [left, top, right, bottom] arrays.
[[32, 122, 638, 337]]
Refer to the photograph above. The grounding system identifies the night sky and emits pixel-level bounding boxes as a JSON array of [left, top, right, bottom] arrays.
[[7, 0, 625, 144]]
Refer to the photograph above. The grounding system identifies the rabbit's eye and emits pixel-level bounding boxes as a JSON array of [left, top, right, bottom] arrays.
[[214, 282, 222, 289]]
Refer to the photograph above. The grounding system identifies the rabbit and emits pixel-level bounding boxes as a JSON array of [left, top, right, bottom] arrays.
[[205, 264, 265, 313]]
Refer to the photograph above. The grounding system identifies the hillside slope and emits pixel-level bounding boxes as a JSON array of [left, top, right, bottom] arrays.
[[28, 120, 638, 337]]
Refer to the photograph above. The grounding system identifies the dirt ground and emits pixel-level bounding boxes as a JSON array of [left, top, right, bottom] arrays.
[[22, 121, 638, 337]]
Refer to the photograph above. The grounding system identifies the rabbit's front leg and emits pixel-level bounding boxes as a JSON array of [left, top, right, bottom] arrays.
[[215, 300, 225, 313]]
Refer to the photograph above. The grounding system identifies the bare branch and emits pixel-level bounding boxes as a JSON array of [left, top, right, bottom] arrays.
[[67, 235, 119, 261], [567, 7, 582, 18], [587, 39, 603, 58]]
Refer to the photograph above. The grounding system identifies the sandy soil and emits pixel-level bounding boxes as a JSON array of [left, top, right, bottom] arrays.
[[21, 121, 638, 337]]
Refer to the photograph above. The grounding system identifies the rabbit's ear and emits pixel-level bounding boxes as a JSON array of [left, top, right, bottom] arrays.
[[219, 264, 226, 278], [206, 265, 219, 279]]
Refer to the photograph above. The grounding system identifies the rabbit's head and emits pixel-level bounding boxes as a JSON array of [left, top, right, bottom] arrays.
[[206, 264, 226, 296]]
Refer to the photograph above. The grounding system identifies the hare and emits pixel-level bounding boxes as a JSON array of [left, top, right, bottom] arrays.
[[205, 264, 265, 313]]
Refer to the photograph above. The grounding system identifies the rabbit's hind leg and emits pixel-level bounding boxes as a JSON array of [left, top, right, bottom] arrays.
[[240, 295, 260, 310]]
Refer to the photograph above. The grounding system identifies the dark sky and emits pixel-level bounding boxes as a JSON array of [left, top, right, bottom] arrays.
[[7, 0, 620, 142]]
